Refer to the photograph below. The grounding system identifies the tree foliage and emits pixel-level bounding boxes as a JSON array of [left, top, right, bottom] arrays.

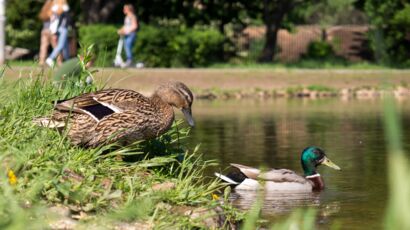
[[79, 0, 123, 24], [5, 0, 410, 65], [79, 24, 225, 67], [6, 0, 43, 50], [365, 0, 410, 65], [258, 0, 321, 62]]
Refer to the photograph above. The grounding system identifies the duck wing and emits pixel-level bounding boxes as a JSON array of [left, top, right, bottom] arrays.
[[259, 169, 307, 184], [85, 110, 160, 147], [230, 163, 261, 179], [55, 89, 149, 121], [230, 163, 307, 184]]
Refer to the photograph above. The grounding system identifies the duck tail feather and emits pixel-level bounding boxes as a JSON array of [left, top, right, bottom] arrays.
[[214, 172, 239, 185]]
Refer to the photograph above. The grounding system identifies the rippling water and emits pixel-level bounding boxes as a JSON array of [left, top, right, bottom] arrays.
[[186, 98, 410, 229]]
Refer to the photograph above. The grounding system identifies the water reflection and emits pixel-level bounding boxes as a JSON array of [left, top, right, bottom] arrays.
[[187, 98, 410, 229], [231, 191, 322, 213], [231, 191, 341, 226]]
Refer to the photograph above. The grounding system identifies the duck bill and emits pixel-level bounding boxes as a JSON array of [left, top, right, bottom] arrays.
[[321, 156, 341, 170], [181, 107, 195, 127]]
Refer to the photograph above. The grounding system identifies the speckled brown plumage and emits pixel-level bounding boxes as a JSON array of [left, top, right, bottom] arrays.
[[38, 82, 194, 148]]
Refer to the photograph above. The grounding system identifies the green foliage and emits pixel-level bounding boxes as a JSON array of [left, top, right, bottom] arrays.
[[237, 38, 265, 63], [79, 24, 225, 67], [242, 191, 263, 230], [382, 96, 410, 229], [0, 180, 46, 229], [365, 0, 410, 65], [136, 25, 225, 67], [78, 24, 119, 66], [306, 85, 335, 92], [270, 209, 316, 230], [6, 0, 43, 51], [133, 25, 179, 67], [6, 25, 38, 51], [305, 40, 336, 60], [296, 0, 358, 25], [170, 27, 225, 67]]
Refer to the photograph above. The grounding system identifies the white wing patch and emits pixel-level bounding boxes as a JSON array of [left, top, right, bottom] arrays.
[[94, 97, 123, 113], [215, 173, 239, 185]]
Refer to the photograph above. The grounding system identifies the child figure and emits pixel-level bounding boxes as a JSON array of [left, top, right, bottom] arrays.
[[117, 4, 138, 68]]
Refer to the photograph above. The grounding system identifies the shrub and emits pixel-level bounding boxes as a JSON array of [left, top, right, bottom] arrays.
[[170, 27, 225, 67], [305, 40, 335, 60], [6, 0, 43, 52], [6, 25, 38, 52], [78, 24, 119, 66], [133, 25, 179, 67], [79, 24, 225, 67], [365, 1, 410, 66], [135, 25, 224, 67]]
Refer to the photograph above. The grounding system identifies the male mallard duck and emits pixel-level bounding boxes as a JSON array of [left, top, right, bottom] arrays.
[[215, 147, 340, 192], [35, 81, 194, 147]]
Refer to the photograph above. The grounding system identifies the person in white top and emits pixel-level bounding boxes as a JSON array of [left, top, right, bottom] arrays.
[[118, 4, 138, 67], [46, 0, 71, 67]]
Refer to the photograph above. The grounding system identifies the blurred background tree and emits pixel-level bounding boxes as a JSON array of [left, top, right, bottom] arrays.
[[78, 0, 123, 24], [6, 0, 43, 50], [4, 0, 410, 67], [365, 0, 410, 65], [298, 0, 361, 40], [257, 0, 322, 62]]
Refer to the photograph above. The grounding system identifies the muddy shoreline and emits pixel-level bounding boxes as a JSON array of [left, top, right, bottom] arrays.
[[195, 86, 410, 100]]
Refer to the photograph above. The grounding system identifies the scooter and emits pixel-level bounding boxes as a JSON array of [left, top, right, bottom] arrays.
[[113, 37, 125, 67], [113, 36, 145, 68]]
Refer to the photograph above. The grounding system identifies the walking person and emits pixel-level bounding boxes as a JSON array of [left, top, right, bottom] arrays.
[[46, 0, 71, 67], [118, 4, 138, 67], [38, 0, 62, 66]]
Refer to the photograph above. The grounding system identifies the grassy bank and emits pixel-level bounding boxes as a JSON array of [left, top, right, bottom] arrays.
[[0, 74, 243, 228]]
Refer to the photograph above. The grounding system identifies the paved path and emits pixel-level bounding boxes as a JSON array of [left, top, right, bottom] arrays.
[[96, 68, 410, 93]]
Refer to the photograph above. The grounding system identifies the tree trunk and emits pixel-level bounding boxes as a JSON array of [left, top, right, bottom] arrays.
[[259, 19, 281, 62], [258, 1, 292, 62]]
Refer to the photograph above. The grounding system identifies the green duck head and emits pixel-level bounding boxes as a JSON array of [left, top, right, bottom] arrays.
[[301, 146, 341, 176]]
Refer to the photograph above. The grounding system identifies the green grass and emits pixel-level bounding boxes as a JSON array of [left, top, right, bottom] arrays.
[[6, 60, 38, 67], [306, 85, 336, 92], [382, 95, 410, 229], [0, 73, 243, 228], [7, 57, 406, 70]]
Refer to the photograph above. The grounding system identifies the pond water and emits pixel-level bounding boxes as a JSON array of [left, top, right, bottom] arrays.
[[186, 98, 410, 229]]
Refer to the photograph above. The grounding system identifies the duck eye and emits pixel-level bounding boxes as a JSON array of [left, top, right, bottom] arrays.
[[313, 148, 325, 157]]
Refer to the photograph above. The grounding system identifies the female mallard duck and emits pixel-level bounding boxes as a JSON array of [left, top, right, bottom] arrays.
[[215, 147, 340, 192], [36, 81, 194, 147]]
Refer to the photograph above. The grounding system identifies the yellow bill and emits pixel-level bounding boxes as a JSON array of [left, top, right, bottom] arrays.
[[321, 156, 341, 170]]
